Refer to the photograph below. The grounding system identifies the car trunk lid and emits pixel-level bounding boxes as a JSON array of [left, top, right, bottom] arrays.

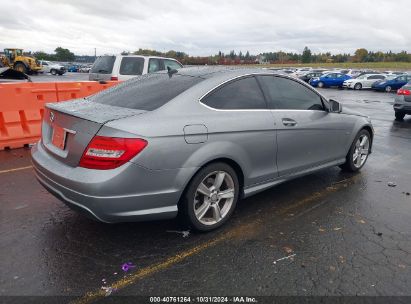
[[41, 99, 146, 167]]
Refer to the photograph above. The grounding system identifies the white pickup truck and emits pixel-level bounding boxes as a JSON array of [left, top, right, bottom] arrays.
[[39, 60, 67, 75]]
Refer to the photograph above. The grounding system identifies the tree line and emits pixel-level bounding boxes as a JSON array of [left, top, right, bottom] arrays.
[[131, 47, 411, 65], [31, 46, 411, 65]]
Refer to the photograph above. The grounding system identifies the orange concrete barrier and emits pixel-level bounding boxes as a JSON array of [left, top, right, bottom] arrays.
[[0, 81, 120, 150]]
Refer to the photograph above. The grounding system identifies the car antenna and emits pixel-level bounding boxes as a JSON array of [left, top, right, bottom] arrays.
[[167, 66, 178, 78]]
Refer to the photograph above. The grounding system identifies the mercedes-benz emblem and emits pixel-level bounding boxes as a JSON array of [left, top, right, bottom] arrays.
[[49, 111, 55, 123]]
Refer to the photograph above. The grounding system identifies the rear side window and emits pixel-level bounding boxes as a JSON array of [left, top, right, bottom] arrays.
[[148, 58, 162, 73], [258, 76, 324, 111], [89, 73, 203, 111], [202, 77, 267, 110], [119, 57, 144, 75], [91, 56, 115, 74]]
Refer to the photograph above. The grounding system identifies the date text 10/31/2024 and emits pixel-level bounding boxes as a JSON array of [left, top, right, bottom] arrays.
[[149, 297, 258, 303]]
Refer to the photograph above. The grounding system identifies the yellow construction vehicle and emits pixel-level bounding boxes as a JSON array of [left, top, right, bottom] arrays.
[[0, 48, 42, 74]]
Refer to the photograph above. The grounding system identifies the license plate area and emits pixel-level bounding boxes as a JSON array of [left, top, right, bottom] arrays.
[[51, 125, 67, 150]]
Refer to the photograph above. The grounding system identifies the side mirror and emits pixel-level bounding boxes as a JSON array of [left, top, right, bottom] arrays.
[[329, 99, 342, 113]]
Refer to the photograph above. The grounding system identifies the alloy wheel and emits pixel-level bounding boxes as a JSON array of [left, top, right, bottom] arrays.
[[193, 171, 235, 226], [352, 134, 370, 168]]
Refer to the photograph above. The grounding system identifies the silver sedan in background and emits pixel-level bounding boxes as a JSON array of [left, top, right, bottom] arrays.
[[31, 67, 373, 231]]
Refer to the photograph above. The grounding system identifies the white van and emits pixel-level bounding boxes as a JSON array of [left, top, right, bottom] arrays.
[[89, 55, 183, 81]]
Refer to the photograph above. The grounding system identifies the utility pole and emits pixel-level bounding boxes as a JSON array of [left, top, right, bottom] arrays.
[[94, 48, 96, 60]]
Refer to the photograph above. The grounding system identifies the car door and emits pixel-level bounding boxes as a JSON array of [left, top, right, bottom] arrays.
[[257, 75, 351, 177], [200, 76, 278, 185], [324, 73, 336, 86]]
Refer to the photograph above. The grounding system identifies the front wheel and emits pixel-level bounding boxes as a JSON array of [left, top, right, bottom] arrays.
[[180, 163, 239, 231], [50, 69, 57, 75], [385, 86, 392, 93], [318, 81, 324, 88], [354, 83, 362, 90], [14, 63, 27, 74], [340, 129, 371, 172]]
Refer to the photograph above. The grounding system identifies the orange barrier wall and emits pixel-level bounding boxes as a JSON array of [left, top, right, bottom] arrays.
[[0, 81, 120, 150]]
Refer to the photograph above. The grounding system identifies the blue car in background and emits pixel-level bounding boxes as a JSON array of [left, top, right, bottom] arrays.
[[309, 72, 351, 88], [372, 74, 411, 92], [67, 65, 79, 72]]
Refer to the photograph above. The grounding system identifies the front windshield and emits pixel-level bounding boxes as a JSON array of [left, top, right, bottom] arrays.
[[15, 49, 23, 56]]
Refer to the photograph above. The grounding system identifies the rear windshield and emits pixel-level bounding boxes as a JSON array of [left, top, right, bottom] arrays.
[[89, 73, 204, 111], [91, 56, 115, 74]]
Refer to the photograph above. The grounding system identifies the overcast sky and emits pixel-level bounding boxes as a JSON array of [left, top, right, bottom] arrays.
[[0, 0, 410, 56]]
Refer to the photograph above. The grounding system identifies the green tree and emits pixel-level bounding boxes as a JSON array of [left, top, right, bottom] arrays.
[[354, 48, 368, 62], [33, 51, 55, 61], [301, 47, 312, 63], [54, 47, 75, 61]]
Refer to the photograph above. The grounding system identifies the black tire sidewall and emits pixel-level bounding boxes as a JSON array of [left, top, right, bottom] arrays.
[[182, 163, 239, 232], [354, 83, 362, 90], [395, 112, 405, 121]]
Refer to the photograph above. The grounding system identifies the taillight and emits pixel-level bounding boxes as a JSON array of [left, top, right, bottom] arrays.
[[79, 136, 147, 170], [397, 88, 410, 95], [110, 76, 118, 81]]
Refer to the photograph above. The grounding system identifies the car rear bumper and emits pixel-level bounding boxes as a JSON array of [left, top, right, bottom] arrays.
[[393, 96, 411, 114], [31, 142, 196, 223]]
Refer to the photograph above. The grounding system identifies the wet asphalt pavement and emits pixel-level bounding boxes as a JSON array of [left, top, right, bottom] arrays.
[[0, 87, 410, 303]]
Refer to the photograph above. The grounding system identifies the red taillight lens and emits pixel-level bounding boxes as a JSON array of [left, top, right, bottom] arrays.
[[397, 88, 410, 95], [110, 76, 118, 81], [79, 136, 147, 170]]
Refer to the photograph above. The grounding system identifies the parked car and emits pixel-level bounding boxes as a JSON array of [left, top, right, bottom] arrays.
[[292, 67, 312, 77], [354, 70, 379, 78], [31, 67, 373, 231], [39, 60, 66, 75], [299, 72, 325, 83], [67, 65, 79, 72], [383, 71, 406, 76], [343, 74, 386, 90], [309, 72, 351, 88], [79, 65, 91, 73], [338, 69, 362, 78], [393, 82, 411, 120], [89, 55, 183, 81], [372, 74, 411, 92]]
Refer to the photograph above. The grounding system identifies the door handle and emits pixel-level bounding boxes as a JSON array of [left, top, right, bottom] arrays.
[[282, 118, 297, 126]]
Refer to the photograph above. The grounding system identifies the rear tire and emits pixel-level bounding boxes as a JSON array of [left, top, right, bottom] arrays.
[[395, 112, 405, 121], [340, 129, 371, 172], [354, 83, 362, 90], [179, 162, 239, 232]]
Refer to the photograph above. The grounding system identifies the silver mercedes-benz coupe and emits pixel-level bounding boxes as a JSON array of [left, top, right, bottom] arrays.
[[31, 67, 373, 231]]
